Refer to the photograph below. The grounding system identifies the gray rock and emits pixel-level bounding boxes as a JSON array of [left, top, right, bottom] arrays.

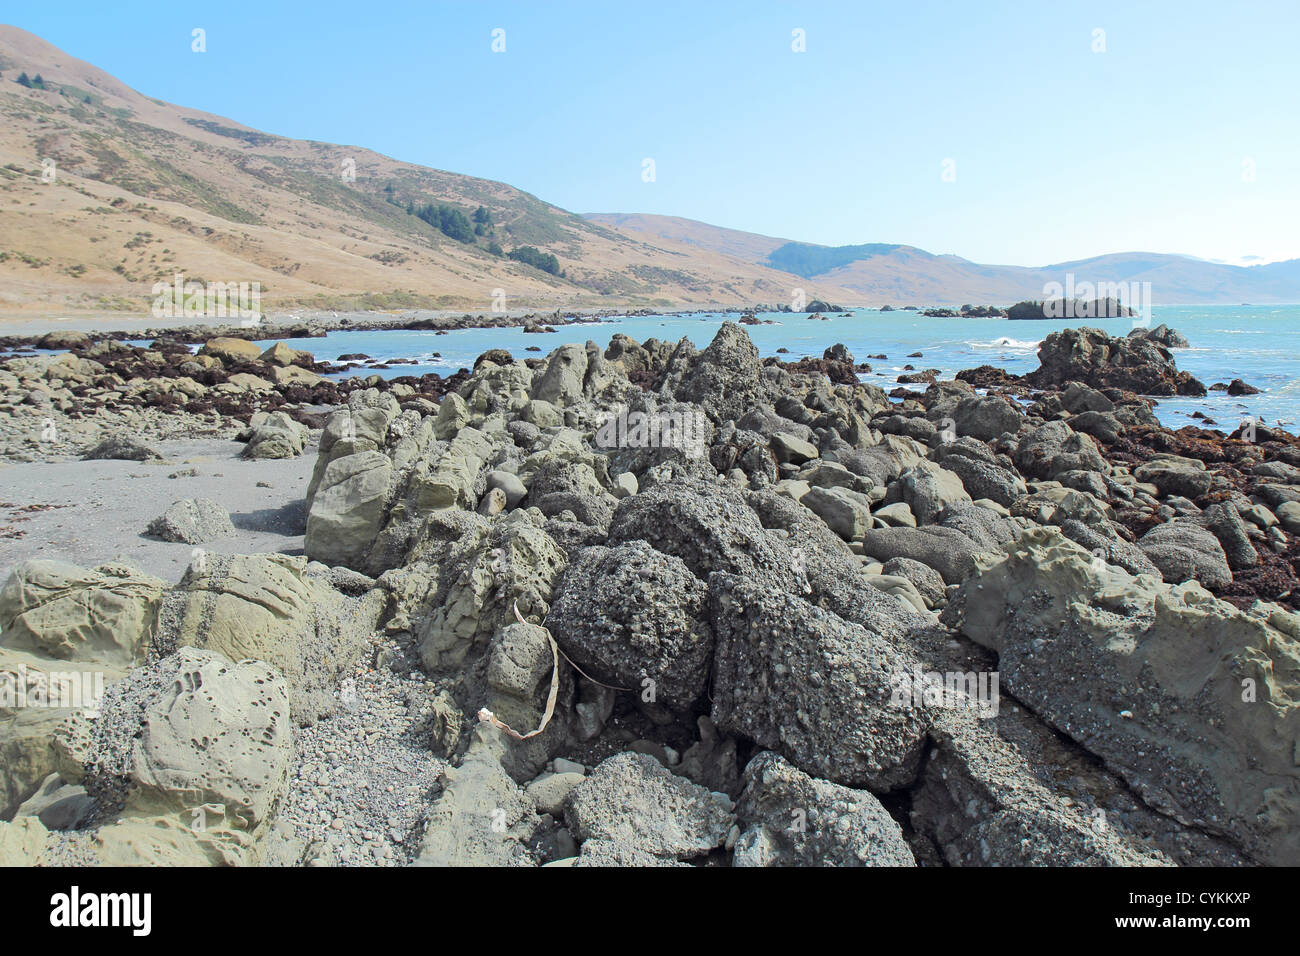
[[802, 485, 874, 539], [943, 394, 1024, 442], [242, 411, 309, 459], [1059, 519, 1161, 578], [708, 573, 932, 790], [897, 461, 971, 525], [415, 744, 538, 866], [912, 710, 1163, 866], [1134, 455, 1212, 499], [943, 526, 1300, 866], [1202, 502, 1258, 571], [1138, 521, 1232, 588], [733, 751, 915, 866], [1069, 410, 1124, 444], [1013, 420, 1107, 480], [546, 541, 712, 710], [146, 498, 235, 544], [14, 774, 95, 831], [1061, 382, 1115, 413], [304, 451, 392, 571], [669, 323, 769, 425], [529, 344, 587, 407], [932, 441, 1025, 506], [861, 526, 982, 584], [485, 470, 527, 508], [1277, 501, 1300, 535], [771, 432, 819, 465], [881, 557, 946, 607], [564, 752, 732, 859], [83, 434, 162, 461]]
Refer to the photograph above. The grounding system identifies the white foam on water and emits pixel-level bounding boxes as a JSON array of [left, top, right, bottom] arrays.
[[966, 336, 1040, 350]]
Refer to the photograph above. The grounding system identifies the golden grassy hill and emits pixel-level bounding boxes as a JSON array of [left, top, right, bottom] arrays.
[[0, 24, 859, 320]]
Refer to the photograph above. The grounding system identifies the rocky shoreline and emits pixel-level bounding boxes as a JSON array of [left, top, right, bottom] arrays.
[[1, 320, 1298, 867], [0, 305, 776, 352]]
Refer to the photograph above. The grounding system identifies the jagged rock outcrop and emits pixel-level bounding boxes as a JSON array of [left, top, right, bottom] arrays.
[[942, 526, 1300, 866], [1027, 326, 1206, 396]]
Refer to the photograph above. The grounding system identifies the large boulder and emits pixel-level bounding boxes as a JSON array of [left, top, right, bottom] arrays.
[[171, 553, 383, 725], [415, 744, 540, 866], [801, 485, 873, 539], [1134, 455, 1212, 499], [912, 710, 1165, 866], [1027, 326, 1206, 396], [708, 573, 932, 790], [939, 394, 1024, 442], [546, 541, 712, 711], [668, 323, 769, 424], [529, 344, 587, 407], [942, 526, 1300, 866], [82, 434, 162, 461], [1137, 521, 1232, 588], [418, 512, 566, 671], [860, 526, 983, 584], [1202, 502, 1259, 571], [241, 410, 310, 459], [259, 341, 312, 366], [931, 439, 1026, 507], [199, 337, 262, 363], [125, 648, 292, 831], [305, 451, 393, 570], [1013, 420, 1107, 481], [0, 560, 165, 668], [896, 461, 971, 525], [608, 479, 807, 594]]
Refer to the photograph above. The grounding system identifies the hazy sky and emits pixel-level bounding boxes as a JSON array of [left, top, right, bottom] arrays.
[[10, 1, 1298, 266]]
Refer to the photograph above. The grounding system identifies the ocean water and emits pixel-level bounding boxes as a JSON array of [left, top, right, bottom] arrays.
[[279, 304, 1300, 434]]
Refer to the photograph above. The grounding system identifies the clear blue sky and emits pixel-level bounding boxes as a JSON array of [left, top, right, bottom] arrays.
[[10, 0, 1298, 266]]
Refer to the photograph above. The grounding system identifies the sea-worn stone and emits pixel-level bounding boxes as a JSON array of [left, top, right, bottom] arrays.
[[564, 752, 732, 859], [0, 560, 165, 668], [546, 541, 712, 710], [83, 434, 162, 461], [1137, 521, 1232, 588], [242, 410, 310, 459], [128, 648, 291, 831], [1135, 455, 1212, 499], [942, 525, 1300, 866], [708, 573, 931, 790], [172, 553, 383, 725], [802, 485, 874, 539], [733, 751, 915, 866], [1013, 421, 1107, 481], [146, 498, 235, 544]]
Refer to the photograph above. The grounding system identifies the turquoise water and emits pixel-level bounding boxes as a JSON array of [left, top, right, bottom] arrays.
[[280, 305, 1300, 434]]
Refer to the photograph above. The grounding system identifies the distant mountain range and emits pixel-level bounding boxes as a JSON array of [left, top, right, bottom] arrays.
[[584, 214, 1300, 306], [1, 23, 1295, 319]]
